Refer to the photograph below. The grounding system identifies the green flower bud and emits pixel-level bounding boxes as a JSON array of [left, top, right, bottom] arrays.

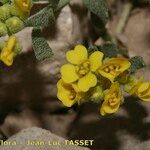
[[0, 0, 10, 4], [91, 86, 104, 102], [10, 5, 29, 21], [14, 40, 22, 55], [5, 16, 24, 34], [0, 4, 11, 22], [0, 22, 8, 37]]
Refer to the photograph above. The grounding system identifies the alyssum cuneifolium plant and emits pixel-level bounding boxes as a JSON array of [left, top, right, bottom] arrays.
[[57, 45, 150, 116], [0, 0, 32, 66]]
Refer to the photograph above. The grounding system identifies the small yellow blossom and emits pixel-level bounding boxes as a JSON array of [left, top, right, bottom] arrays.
[[125, 77, 143, 95], [125, 78, 150, 101], [137, 82, 150, 101], [100, 82, 123, 116], [99, 58, 131, 83], [14, 0, 32, 13], [0, 36, 16, 66], [61, 45, 104, 92], [57, 79, 82, 107]]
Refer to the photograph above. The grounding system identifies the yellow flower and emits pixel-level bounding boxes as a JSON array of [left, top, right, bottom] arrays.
[[125, 78, 150, 101], [137, 82, 150, 101], [61, 45, 104, 92], [57, 79, 81, 107], [100, 82, 123, 116], [14, 0, 32, 13], [99, 58, 131, 83], [125, 77, 143, 95], [0, 36, 16, 66]]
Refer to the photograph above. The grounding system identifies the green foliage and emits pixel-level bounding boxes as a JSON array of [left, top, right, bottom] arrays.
[[48, 0, 60, 9], [25, 5, 55, 28], [27, 0, 71, 60], [129, 56, 145, 73], [88, 43, 118, 58], [83, 0, 108, 28], [32, 27, 53, 61], [56, 0, 70, 10], [101, 43, 118, 57]]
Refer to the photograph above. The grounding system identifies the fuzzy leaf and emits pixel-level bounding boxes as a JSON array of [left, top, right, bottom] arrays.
[[129, 56, 145, 73], [88, 43, 118, 58], [57, 0, 70, 10], [83, 0, 108, 27], [32, 28, 53, 60], [48, 0, 60, 9], [25, 6, 55, 27], [101, 43, 118, 57]]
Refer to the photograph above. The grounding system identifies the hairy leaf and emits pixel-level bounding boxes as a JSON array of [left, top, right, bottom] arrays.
[[57, 0, 70, 10], [25, 5, 55, 27], [129, 56, 145, 73], [32, 28, 53, 60], [101, 43, 118, 57], [83, 0, 108, 27]]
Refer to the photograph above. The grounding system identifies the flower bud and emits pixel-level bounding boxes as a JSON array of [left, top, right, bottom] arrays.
[[5, 16, 24, 34], [14, 40, 22, 55], [10, 5, 29, 21], [0, 22, 8, 37], [0, 4, 11, 22], [91, 86, 104, 102], [117, 71, 129, 84], [14, 0, 32, 13]]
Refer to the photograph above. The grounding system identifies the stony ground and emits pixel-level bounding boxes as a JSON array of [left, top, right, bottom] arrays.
[[0, 0, 150, 150]]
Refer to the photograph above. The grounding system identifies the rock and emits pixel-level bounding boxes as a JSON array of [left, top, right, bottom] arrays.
[[0, 108, 77, 138], [0, 127, 90, 150], [0, 109, 42, 137]]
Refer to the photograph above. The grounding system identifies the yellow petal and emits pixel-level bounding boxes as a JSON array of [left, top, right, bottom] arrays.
[[100, 100, 120, 116], [128, 78, 143, 95], [138, 82, 150, 94], [66, 45, 88, 65], [78, 72, 97, 92], [61, 64, 79, 83], [7, 36, 16, 50], [57, 90, 77, 107], [57, 79, 80, 107], [14, 0, 32, 12], [1, 52, 14, 66], [89, 51, 104, 72], [138, 82, 150, 101], [100, 82, 122, 116], [139, 95, 150, 101], [99, 57, 131, 82]]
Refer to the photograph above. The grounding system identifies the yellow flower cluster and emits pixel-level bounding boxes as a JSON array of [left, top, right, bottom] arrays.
[[0, 0, 32, 36], [56, 44, 149, 116]]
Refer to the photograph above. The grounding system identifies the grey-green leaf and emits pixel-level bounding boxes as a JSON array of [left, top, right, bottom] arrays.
[[101, 43, 118, 57], [129, 56, 145, 73], [83, 0, 108, 27], [32, 28, 53, 61], [56, 0, 70, 10], [25, 6, 55, 27]]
